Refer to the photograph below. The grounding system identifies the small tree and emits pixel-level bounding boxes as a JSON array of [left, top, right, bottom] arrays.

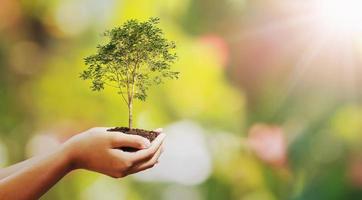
[[81, 17, 179, 129]]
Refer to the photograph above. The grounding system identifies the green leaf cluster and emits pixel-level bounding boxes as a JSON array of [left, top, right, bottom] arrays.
[[81, 17, 179, 105]]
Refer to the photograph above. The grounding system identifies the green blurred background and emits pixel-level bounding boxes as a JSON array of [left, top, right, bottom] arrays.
[[1, 0, 362, 199]]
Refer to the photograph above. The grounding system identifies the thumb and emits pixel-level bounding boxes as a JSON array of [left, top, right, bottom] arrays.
[[109, 132, 150, 149]]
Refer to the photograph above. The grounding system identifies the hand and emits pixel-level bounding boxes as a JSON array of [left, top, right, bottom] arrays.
[[62, 127, 165, 178]]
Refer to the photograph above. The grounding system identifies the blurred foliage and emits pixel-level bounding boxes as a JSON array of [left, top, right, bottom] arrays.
[[1, 0, 362, 199]]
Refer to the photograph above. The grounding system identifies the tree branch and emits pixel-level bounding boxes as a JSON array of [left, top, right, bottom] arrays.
[[108, 64, 129, 105]]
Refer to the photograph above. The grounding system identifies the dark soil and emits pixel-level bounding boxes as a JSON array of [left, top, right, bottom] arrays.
[[107, 127, 160, 152]]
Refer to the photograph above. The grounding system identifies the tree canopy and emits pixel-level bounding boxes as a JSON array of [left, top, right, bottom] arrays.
[[81, 17, 179, 128]]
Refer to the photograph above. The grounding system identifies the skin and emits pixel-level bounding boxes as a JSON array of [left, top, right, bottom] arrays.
[[0, 127, 165, 200]]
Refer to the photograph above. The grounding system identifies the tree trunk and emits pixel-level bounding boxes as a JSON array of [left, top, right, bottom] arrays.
[[128, 100, 133, 130]]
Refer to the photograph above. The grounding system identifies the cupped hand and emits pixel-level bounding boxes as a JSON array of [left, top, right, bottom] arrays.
[[62, 127, 165, 178]]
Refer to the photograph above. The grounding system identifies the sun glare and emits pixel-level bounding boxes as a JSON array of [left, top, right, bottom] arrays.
[[316, 0, 362, 34]]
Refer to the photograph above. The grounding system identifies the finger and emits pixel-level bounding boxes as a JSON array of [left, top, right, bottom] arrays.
[[134, 145, 163, 170], [109, 148, 128, 161], [127, 133, 165, 163], [109, 132, 150, 149], [89, 127, 113, 133], [154, 128, 163, 133], [128, 145, 164, 174]]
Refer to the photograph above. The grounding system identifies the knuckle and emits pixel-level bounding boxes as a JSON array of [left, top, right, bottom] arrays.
[[109, 174, 118, 178], [112, 158, 128, 171], [135, 140, 145, 148], [143, 147, 157, 157], [123, 160, 133, 169], [145, 164, 154, 170], [111, 171, 125, 178], [117, 172, 126, 178], [143, 152, 153, 160]]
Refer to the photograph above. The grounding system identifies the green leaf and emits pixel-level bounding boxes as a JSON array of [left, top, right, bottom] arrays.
[[81, 17, 179, 106]]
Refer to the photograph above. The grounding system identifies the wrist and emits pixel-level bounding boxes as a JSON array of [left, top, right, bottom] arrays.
[[59, 142, 79, 172]]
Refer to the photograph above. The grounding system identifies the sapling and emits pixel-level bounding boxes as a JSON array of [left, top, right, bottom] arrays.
[[81, 17, 179, 142]]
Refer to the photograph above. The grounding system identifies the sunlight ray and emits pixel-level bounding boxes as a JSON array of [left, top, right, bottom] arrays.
[[274, 33, 333, 114], [340, 35, 358, 100], [228, 14, 316, 43]]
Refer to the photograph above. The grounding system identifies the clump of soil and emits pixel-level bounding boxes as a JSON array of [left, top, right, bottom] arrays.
[[107, 127, 160, 152]]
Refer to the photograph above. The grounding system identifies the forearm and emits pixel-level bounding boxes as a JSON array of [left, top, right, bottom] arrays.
[[0, 156, 44, 180], [0, 146, 72, 200]]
